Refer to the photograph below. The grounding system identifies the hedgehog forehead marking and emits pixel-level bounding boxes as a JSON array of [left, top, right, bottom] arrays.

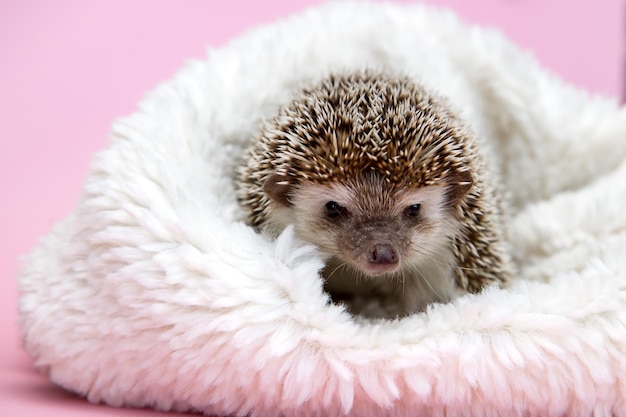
[[257, 72, 472, 190]]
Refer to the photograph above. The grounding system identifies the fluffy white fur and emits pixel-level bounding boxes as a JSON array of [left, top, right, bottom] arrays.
[[18, 2, 626, 416]]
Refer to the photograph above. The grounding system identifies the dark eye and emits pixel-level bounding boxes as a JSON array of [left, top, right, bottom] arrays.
[[325, 201, 347, 219], [404, 204, 421, 218]]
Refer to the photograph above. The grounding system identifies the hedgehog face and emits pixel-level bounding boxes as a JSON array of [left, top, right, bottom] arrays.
[[264, 171, 470, 278]]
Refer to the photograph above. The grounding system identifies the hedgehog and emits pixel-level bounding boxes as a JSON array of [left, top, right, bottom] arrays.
[[237, 71, 513, 319]]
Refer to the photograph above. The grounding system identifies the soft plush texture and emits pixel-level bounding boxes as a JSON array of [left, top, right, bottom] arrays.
[[18, 2, 626, 416]]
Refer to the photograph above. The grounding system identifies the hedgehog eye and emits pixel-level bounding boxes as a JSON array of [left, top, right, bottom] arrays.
[[325, 201, 347, 219], [404, 204, 421, 218]]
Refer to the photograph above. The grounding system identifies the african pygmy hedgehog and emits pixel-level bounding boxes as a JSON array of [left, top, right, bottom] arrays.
[[237, 71, 513, 318]]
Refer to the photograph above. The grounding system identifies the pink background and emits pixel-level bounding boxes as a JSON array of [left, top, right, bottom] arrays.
[[1, 1, 624, 415]]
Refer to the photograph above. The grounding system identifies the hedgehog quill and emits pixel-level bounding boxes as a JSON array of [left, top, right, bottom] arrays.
[[237, 72, 513, 319]]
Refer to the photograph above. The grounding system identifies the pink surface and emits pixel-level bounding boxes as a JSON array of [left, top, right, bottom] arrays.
[[1, 1, 623, 415]]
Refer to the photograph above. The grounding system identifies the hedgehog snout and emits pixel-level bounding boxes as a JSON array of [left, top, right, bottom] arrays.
[[350, 239, 402, 276], [367, 243, 399, 266], [336, 221, 409, 276]]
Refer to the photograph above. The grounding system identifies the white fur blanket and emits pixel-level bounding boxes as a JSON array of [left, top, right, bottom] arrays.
[[18, 2, 626, 416]]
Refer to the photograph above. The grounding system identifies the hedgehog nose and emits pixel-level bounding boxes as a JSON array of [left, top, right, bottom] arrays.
[[368, 244, 399, 265]]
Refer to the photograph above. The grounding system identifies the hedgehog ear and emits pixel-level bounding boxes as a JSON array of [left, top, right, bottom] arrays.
[[263, 173, 294, 207], [444, 170, 473, 207]]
